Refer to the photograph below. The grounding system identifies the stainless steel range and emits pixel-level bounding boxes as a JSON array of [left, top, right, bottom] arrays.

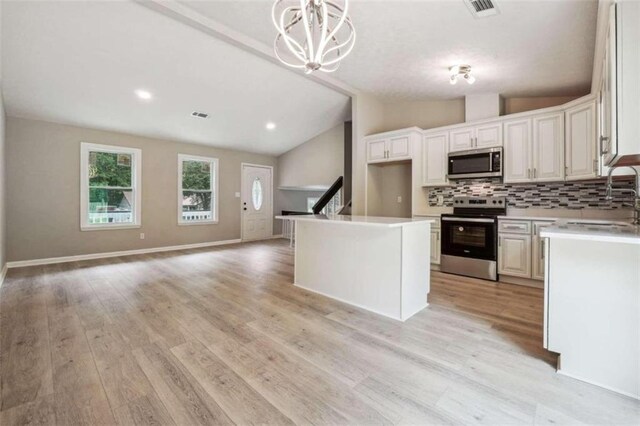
[[440, 196, 507, 281]]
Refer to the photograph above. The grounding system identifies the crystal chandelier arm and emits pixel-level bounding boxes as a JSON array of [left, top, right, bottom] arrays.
[[299, 0, 315, 62], [316, 0, 350, 58], [276, 6, 309, 64], [273, 35, 306, 69], [320, 19, 356, 66]]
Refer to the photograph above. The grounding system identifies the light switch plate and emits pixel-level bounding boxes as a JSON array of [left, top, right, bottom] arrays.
[[235, 192, 241, 198], [140, 233, 145, 240], [397, 196, 402, 203]]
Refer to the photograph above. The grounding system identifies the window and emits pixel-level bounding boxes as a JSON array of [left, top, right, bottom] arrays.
[[307, 197, 319, 213], [80, 143, 142, 230], [178, 154, 218, 225], [252, 178, 263, 210]]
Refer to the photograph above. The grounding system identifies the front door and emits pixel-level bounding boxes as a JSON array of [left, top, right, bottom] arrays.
[[242, 164, 273, 241]]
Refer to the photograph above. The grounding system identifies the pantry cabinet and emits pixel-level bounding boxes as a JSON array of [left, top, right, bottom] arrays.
[[422, 132, 449, 187], [565, 101, 597, 180], [448, 121, 502, 153]]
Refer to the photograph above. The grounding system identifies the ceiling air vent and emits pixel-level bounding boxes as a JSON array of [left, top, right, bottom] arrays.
[[465, 0, 500, 18], [191, 111, 209, 119]]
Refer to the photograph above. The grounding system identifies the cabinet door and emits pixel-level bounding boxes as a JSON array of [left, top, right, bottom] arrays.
[[388, 136, 411, 160], [602, 5, 618, 166], [533, 112, 565, 182], [430, 229, 441, 265], [498, 234, 532, 278], [504, 119, 532, 183], [422, 133, 449, 187], [475, 122, 503, 148], [532, 222, 551, 280], [566, 102, 597, 181], [448, 127, 475, 152], [367, 139, 387, 163]]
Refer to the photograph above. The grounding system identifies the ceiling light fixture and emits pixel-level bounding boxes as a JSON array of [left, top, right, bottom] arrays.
[[134, 89, 153, 100], [266, 122, 277, 130], [449, 65, 476, 85], [272, 0, 356, 74]]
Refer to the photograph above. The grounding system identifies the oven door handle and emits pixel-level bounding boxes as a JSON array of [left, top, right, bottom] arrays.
[[442, 217, 496, 224]]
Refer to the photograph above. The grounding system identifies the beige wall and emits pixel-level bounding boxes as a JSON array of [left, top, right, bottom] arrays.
[[6, 117, 278, 262], [352, 93, 386, 215], [367, 163, 412, 218], [277, 123, 344, 188], [504, 96, 581, 115], [381, 99, 466, 132]]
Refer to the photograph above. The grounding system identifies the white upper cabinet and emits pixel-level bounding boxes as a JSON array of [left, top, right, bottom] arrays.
[[533, 112, 565, 182], [423, 132, 449, 187], [388, 136, 411, 160], [601, 2, 640, 166], [475, 122, 503, 148], [367, 139, 387, 163], [504, 118, 532, 183], [449, 127, 475, 152], [566, 101, 597, 181], [448, 122, 503, 152], [365, 128, 419, 164]]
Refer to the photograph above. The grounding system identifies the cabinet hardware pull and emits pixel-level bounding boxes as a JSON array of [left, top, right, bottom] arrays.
[[541, 239, 545, 259], [527, 168, 531, 179], [534, 168, 537, 179], [593, 159, 598, 173], [600, 136, 610, 154]]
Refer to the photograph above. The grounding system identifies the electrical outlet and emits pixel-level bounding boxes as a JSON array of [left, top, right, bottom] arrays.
[[140, 233, 145, 240], [437, 195, 444, 206], [397, 196, 402, 203]]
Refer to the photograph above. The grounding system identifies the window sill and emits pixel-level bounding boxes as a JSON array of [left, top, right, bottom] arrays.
[[81, 224, 141, 231], [178, 220, 219, 226]]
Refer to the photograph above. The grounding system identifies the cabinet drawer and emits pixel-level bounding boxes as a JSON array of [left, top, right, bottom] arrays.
[[499, 220, 531, 234]]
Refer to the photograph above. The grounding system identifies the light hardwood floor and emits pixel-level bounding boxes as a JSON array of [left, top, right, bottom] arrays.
[[1, 240, 638, 425]]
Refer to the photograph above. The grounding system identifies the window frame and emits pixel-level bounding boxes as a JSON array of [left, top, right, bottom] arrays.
[[177, 154, 219, 226], [80, 142, 142, 231]]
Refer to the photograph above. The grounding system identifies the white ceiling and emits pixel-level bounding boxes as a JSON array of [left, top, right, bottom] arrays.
[[1, 1, 351, 155], [179, 0, 599, 100]]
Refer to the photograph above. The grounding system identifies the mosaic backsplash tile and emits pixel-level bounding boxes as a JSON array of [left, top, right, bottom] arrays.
[[427, 177, 635, 210]]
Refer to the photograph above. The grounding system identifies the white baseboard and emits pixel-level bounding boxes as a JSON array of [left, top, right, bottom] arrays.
[[0, 264, 7, 288], [6, 239, 242, 269]]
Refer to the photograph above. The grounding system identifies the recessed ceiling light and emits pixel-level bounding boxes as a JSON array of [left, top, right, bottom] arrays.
[[135, 89, 153, 100], [266, 122, 276, 130]]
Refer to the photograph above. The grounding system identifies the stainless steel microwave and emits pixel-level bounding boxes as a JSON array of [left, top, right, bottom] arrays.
[[447, 147, 502, 179]]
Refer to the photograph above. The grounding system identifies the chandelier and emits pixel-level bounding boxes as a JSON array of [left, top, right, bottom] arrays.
[[272, 0, 356, 74], [449, 65, 476, 85]]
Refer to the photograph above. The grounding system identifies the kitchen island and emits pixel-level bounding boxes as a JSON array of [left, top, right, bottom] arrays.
[[276, 215, 433, 321], [541, 222, 640, 399]]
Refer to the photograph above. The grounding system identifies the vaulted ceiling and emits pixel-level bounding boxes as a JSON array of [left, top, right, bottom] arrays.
[[2, 0, 599, 155], [180, 0, 598, 100], [1, 1, 351, 155]]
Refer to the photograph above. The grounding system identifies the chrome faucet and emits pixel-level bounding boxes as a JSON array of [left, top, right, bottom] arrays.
[[605, 166, 640, 225]]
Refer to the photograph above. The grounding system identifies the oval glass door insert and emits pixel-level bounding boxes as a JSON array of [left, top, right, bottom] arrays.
[[252, 178, 263, 210]]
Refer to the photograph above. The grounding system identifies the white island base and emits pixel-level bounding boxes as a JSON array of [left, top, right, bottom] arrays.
[[279, 215, 432, 322]]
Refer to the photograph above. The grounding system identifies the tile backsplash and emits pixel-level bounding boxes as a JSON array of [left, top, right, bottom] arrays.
[[427, 178, 635, 209]]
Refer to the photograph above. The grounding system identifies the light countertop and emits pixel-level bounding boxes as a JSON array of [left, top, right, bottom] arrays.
[[540, 222, 640, 245], [275, 214, 434, 228]]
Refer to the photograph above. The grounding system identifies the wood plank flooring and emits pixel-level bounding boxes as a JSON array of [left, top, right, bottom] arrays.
[[1, 240, 638, 425]]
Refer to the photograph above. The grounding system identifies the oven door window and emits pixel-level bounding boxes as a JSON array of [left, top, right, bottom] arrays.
[[442, 221, 496, 260], [449, 153, 491, 175]]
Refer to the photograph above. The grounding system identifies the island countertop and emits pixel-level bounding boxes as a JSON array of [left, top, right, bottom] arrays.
[[275, 214, 434, 228], [540, 221, 640, 245]]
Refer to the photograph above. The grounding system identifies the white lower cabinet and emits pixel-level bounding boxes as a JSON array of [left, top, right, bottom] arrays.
[[532, 221, 552, 280], [498, 234, 532, 278], [498, 219, 553, 281], [430, 229, 441, 265]]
